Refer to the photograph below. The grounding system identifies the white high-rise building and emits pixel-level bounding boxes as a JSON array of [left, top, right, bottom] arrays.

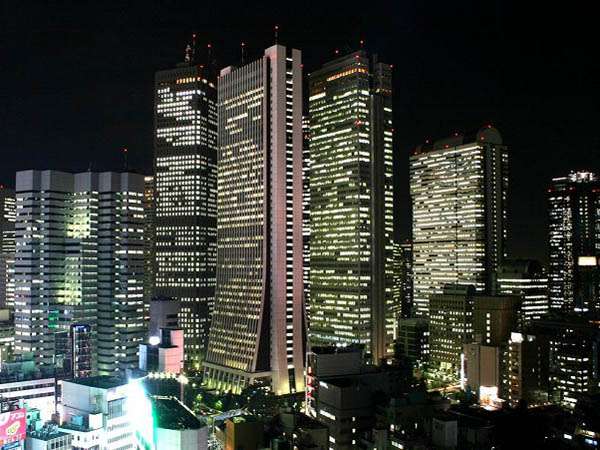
[[410, 126, 508, 316], [203, 45, 305, 395], [14, 170, 145, 375]]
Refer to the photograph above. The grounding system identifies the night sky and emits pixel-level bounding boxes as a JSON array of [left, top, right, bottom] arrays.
[[1, 2, 597, 264]]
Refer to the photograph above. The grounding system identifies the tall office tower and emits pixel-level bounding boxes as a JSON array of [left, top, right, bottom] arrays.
[[497, 259, 549, 328], [0, 186, 15, 309], [429, 285, 474, 373], [302, 116, 311, 324], [410, 126, 508, 316], [308, 50, 394, 361], [547, 171, 600, 312], [143, 175, 155, 302], [153, 60, 218, 366], [14, 170, 145, 375], [203, 45, 305, 395]]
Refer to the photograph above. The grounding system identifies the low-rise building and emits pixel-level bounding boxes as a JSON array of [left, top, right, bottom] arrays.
[[151, 396, 208, 450], [139, 328, 184, 375], [58, 410, 103, 450], [0, 374, 55, 422], [25, 424, 72, 450], [61, 376, 135, 450]]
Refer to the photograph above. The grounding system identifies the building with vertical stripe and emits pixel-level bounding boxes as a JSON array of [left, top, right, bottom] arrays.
[[203, 45, 305, 395]]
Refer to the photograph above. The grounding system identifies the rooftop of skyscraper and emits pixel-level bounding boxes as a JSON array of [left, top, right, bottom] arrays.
[[413, 125, 502, 155]]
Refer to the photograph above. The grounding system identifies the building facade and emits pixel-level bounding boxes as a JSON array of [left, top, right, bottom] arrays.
[[547, 171, 600, 312], [308, 50, 394, 361], [410, 126, 508, 316], [203, 45, 305, 395], [153, 62, 218, 366], [14, 170, 145, 375]]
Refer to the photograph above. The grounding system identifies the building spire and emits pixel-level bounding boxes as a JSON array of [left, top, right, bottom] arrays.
[[184, 33, 196, 64]]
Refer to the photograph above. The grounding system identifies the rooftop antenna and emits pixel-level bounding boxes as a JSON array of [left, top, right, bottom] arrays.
[[184, 43, 192, 64], [274, 24, 279, 44], [122, 147, 128, 171], [191, 33, 197, 63], [207, 42, 212, 65], [241, 42, 246, 65], [360, 39, 365, 48]]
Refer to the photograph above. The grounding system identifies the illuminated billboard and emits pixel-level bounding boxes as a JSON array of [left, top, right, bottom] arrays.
[[0, 408, 26, 447]]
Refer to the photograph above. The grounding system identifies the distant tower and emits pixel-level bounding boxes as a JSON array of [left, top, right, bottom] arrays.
[[0, 186, 15, 309], [153, 50, 218, 367], [547, 171, 600, 312], [203, 45, 305, 395], [143, 176, 155, 303], [393, 241, 413, 320], [308, 50, 394, 361], [410, 126, 508, 316]]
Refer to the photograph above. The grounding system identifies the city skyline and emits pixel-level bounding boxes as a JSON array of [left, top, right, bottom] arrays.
[[2, 2, 597, 265], [1, 3, 599, 449]]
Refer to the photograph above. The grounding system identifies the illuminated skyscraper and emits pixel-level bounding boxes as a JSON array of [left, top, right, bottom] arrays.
[[153, 59, 217, 365], [547, 171, 600, 312], [410, 126, 508, 316], [0, 186, 15, 309], [14, 170, 146, 375], [308, 51, 394, 361], [204, 45, 305, 395]]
